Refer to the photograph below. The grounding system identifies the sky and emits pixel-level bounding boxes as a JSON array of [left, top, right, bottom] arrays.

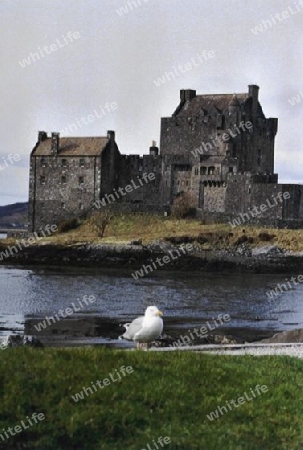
[[0, 0, 302, 206]]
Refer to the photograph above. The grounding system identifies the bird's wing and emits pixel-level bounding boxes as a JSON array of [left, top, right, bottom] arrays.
[[121, 316, 144, 341]]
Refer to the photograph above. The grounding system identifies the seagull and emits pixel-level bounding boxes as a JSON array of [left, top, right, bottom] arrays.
[[120, 306, 163, 349]]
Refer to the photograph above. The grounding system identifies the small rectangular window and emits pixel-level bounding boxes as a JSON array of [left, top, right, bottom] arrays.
[[79, 158, 85, 167], [41, 158, 47, 167], [79, 176, 84, 185], [40, 175, 46, 184], [61, 159, 67, 168], [61, 176, 67, 184], [61, 202, 66, 209]]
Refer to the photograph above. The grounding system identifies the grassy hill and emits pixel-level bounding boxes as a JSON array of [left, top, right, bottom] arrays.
[[0, 202, 28, 229]]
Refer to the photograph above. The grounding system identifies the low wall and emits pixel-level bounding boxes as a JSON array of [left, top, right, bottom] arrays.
[[196, 209, 303, 229]]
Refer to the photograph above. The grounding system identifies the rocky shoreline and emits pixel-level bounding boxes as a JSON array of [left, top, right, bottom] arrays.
[[1, 240, 303, 273]]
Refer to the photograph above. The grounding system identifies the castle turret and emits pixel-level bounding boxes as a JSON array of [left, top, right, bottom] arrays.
[[248, 84, 259, 118], [38, 131, 47, 143], [149, 141, 159, 156], [51, 132, 59, 156], [180, 89, 196, 103]]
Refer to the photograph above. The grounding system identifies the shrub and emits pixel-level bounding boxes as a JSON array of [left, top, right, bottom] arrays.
[[234, 235, 248, 245], [57, 218, 79, 233], [259, 232, 275, 241], [171, 192, 196, 219]]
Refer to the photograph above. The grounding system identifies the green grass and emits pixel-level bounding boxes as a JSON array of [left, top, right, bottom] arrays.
[[2, 213, 303, 252], [1, 348, 303, 449]]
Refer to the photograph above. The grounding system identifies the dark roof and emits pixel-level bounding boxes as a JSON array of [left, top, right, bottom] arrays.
[[175, 93, 249, 117], [33, 137, 109, 156]]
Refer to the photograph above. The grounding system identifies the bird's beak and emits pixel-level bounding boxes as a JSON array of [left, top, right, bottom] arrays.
[[157, 310, 163, 316]]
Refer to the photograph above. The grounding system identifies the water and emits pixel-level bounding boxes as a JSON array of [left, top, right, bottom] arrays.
[[0, 233, 7, 239], [1, 265, 303, 347]]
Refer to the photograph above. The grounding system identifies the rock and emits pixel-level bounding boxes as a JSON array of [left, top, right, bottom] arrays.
[[130, 239, 142, 246], [235, 243, 252, 257], [260, 328, 303, 343], [0, 335, 44, 348], [148, 240, 176, 253], [213, 334, 240, 344], [252, 245, 284, 257]]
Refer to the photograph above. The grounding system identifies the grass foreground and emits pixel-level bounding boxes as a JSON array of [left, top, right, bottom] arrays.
[[0, 348, 303, 449]]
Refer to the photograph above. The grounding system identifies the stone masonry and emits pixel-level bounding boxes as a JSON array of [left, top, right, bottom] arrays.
[[28, 85, 303, 232]]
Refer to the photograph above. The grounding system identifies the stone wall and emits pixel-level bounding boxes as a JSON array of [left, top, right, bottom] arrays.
[[29, 155, 100, 231], [203, 184, 227, 212]]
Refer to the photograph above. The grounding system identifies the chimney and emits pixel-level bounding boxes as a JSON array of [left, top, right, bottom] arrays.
[[180, 89, 196, 103], [38, 131, 47, 143], [149, 140, 159, 156], [51, 132, 60, 156], [107, 130, 115, 141], [248, 85, 259, 118]]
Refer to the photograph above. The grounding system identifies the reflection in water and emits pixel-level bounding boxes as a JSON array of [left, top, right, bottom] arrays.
[[0, 265, 302, 346]]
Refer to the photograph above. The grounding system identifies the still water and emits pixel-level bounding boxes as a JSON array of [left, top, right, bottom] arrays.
[[1, 265, 303, 346]]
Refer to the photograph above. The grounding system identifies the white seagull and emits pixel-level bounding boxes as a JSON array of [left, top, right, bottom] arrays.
[[121, 306, 163, 349]]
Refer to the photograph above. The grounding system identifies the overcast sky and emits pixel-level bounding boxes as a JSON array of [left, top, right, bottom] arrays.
[[0, 0, 302, 206]]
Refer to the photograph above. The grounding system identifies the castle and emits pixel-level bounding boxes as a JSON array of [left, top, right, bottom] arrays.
[[28, 85, 303, 232]]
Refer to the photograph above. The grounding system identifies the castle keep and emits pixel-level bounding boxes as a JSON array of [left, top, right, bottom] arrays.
[[28, 85, 303, 232]]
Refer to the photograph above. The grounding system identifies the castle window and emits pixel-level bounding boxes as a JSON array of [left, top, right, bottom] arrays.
[[79, 176, 84, 185], [208, 166, 215, 175], [61, 159, 67, 168], [178, 165, 190, 172], [194, 167, 199, 175], [200, 166, 207, 175], [41, 158, 47, 167], [216, 114, 225, 130], [79, 158, 85, 167], [61, 202, 66, 209], [79, 203, 84, 210], [186, 180, 189, 186], [61, 176, 67, 184], [40, 175, 46, 184], [229, 167, 234, 173]]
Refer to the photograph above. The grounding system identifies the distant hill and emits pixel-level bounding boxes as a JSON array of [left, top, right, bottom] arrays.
[[0, 202, 28, 229]]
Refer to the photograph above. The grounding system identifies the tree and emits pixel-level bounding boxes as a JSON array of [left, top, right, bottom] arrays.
[[92, 209, 114, 238]]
